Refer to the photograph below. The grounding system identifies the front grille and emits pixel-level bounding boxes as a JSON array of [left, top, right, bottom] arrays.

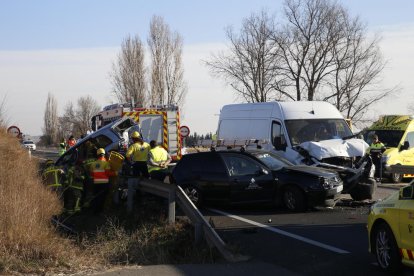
[[321, 157, 353, 168]]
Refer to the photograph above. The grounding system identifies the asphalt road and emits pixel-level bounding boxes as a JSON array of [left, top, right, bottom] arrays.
[[201, 187, 414, 275], [31, 149, 414, 275]]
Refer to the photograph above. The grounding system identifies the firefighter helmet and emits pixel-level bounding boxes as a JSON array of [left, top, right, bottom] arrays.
[[131, 131, 141, 139], [97, 148, 105, 156]]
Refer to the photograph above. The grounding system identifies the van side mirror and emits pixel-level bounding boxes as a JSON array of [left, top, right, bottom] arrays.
[[273, 137, 287, 151], [399, 185, 414, 199], [400, 141, 409, 151]]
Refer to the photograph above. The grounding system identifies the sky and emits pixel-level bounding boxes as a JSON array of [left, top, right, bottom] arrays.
[[1, 0, 414, 137]]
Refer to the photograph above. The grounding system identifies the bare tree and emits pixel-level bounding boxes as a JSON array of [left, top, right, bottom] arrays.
[[325, 17, 397, 122], [205, 11, 283, 102], [148, 15, 187, 107], [58, 102, 75, 140], [73, 96, 100, 136], [43, 93, 59, 145], [0, 95, 8, 128], [111, 35, 147, 107]]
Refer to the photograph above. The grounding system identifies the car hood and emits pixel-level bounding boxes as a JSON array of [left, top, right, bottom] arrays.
[[299, 138, 369, 160], [281, 165, 338, 178]]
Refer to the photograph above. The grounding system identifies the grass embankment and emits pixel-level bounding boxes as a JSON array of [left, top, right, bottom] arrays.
[[0, 131, 217, 274]]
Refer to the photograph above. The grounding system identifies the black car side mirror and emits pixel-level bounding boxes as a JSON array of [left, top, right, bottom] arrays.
[[274, 137, 287, 151], [256, 168, 269, 176], [400, 141, 409, 152]]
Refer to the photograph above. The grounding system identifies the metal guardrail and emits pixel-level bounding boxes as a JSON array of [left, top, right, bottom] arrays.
[[138, 178, 248, 262]]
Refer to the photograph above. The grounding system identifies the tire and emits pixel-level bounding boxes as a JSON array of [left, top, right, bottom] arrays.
[[282, 185, 306, 212], [373, 222, 402, 273], [350, 179, 377, 201], [391, 173, 402, 183], [183, 185, 203, 207]]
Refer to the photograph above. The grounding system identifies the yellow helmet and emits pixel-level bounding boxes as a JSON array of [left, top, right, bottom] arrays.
[[97, 148, 105, 155], [131, 131, 141, 139]]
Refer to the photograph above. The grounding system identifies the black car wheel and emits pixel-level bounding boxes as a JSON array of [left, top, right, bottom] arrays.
[[183, 186, 203, 207], [282, 185, 306, 212], [373, 223, 402, 273], [391, 173, 402, 183]]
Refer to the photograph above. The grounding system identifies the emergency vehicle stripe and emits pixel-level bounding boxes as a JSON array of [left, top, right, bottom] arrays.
[[123, 112, 139, 122], [400, 248, 414, 260], [163, 112, 168, 150], [176, 111, 181, 159]]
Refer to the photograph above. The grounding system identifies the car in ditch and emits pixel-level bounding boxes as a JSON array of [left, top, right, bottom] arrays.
[[55, 117, 140, 167], [367, 182, 414, 273], [171, 150, 343, 211]]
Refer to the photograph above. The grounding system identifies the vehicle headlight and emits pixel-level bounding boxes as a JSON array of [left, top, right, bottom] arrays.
[[318, 177, 337, 189]]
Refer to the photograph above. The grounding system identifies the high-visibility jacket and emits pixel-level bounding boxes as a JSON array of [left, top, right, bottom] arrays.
[[58, 147, 66, 156], [42, 166, 64, 188], [126, 142, 150, 162], [65, 166, 85, 190], [148, 146, 170, 173], [369, 141, 385, 153], [89, 157, 115, 184]]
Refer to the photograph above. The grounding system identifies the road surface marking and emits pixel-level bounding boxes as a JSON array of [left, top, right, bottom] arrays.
[[207, 208, 350, 254]]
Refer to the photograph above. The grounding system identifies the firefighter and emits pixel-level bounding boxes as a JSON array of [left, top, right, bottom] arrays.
[[125, 131, 150, 212], [148, 140, 172, 182], [58, 140, 66, 156], [63, 164, 84, 215], [81, 141, 98, 208], [42, 160, 64, 199], [89, 148, 116, 214], [68, 135, 76, 148]]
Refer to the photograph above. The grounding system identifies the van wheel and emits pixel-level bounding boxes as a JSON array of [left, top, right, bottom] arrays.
[[282, 185, 306, 212], [183, 186, 203, 207], [373, 222, 402, 273], [391, 173, 402, 183]]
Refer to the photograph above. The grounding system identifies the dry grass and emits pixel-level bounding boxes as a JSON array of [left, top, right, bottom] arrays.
[[0, 130, 98, 274], [0, 130, 217, 274]]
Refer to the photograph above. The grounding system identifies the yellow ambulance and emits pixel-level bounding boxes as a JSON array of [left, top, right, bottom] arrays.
[[367, 182, 414, 272], [365, 115, 414, 183]]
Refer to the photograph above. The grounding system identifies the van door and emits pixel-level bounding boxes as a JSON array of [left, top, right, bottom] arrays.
[[398, 189, 414, 258], [272, 121, 288, 150], [401, 132, 414, 170]]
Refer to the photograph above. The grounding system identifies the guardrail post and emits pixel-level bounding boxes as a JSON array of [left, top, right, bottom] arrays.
[[194, 222, 203, 244], [168, 188, 175, 224]]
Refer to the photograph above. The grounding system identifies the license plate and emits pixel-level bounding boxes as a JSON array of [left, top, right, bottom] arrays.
[[336, 185, 343, 193]]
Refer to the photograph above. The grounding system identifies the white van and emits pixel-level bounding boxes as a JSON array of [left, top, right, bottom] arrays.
[[217, 101, 376, 200]]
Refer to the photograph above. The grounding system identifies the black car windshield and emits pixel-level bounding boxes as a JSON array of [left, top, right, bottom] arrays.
[[250, 151, 293, 170], [23, 141, 34, 144], [285, 119, 353, 145], [363, 130, 405, 147]]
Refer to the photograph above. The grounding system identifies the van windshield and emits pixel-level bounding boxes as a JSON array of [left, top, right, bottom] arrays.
[[363, 130, 405, 148], [285, 119, 353, 145]]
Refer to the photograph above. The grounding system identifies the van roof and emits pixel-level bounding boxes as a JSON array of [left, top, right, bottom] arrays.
[[220, 101, 344, 120]]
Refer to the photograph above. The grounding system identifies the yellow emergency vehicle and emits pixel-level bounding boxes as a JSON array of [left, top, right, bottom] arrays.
[[367, 182, 414, 272], [365, 115, 414, 183]]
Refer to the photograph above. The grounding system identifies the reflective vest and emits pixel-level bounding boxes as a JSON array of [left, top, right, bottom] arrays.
[[42, 166, 63, 188], [90, 157, 113, 184], [58, 147, 66, 156], [369, 142, 385, 153], [148, 146, 169, 173], [65, 166, 85, 190], [126, 142, 150, 162]]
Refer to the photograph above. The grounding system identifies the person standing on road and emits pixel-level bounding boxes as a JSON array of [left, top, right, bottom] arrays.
[[148, 140, 172, 182], [125, 131, 150, 212], [89, 148, 116, 214], [369, 134, 385, 180]]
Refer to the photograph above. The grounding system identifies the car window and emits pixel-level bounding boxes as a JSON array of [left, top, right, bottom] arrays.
[[405, 132, 414, 149], [222, 155, 262, 176], [23, 141, 34, 144], [251, 152, 290, 170], [94, 135, 112, 149]]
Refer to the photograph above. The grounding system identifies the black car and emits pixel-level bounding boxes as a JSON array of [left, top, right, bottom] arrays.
[[172, 150, 343, 211]]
